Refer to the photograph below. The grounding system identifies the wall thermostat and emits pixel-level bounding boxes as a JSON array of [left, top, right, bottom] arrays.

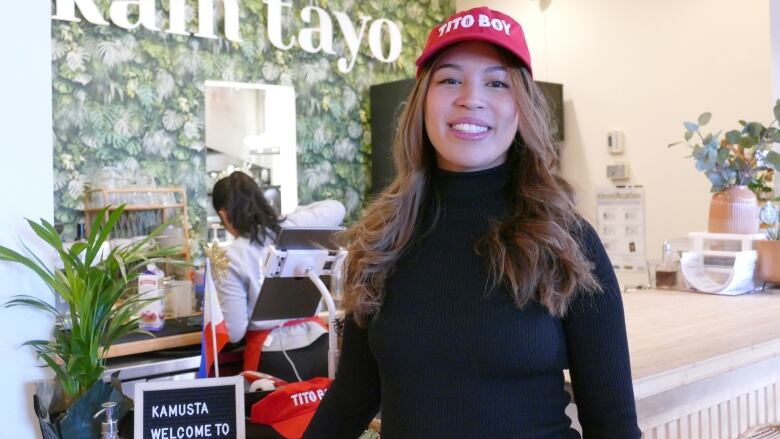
[[607, 131, 625, 154]]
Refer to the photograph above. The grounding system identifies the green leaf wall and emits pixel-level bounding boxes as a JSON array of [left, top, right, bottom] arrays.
[[52, 0, 454, 244]]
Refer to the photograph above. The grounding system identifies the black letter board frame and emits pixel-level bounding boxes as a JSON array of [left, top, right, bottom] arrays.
[[134, 375, 245, 439]]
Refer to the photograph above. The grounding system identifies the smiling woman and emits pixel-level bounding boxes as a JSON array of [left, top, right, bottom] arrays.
[[305, 5, 641, 439]]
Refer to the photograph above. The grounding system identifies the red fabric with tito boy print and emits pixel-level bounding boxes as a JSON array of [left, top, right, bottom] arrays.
[[250, 377, 333, 439]]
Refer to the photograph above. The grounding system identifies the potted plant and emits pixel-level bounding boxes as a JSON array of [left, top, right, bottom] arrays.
[[756, 196, 780, 285], [0, 206, 181, 438], [670, 99, 780, 234]]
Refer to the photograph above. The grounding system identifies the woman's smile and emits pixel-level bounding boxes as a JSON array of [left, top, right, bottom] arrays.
[[448, 117, 491, 139]]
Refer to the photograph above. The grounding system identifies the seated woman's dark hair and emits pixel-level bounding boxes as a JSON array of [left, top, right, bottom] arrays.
[[212, 171, 281, 244]]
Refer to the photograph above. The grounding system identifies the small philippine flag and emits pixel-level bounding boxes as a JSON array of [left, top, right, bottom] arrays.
[[198, 259, 229, 378]]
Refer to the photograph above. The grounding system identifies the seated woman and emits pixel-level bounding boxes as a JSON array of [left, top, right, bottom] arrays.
[[212, 171, 346, 381]]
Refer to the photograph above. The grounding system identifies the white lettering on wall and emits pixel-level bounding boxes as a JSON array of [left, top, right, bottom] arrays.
[[195, 0, 216, 39], [52, 0, 109, 25], [51, 0, 403, 73], [222, 0, 241, 41], [265, 0, 295, 50], [110, 0, 159, 31], [166, 0, 189, 36], [299, 5, 335, 55], [367, 18, 402, 63], [195, 0, 241, 42], [333, 11, 371, 73]]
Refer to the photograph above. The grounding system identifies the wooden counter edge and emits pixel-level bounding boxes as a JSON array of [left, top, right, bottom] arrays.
[[561, 335, 780, 401], [631, 337, 780, 400], [103, 332, 202, 358], [103, 310, 345, 359]]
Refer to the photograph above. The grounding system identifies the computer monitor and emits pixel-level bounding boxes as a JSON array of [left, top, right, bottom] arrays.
[[250, 227, 343, 321], [274, 227, 343, 251], [250, 276, 331, 321]]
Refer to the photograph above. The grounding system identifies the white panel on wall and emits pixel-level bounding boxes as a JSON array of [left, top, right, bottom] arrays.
[[0, 2, 54, 438]]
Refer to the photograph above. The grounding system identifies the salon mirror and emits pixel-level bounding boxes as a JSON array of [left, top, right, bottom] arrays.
[[204, 80, 298, 216]]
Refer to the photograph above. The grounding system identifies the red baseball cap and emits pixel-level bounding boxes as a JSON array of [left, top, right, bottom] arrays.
[[415, 6, 532, 77], [250, 377, 332, 439]]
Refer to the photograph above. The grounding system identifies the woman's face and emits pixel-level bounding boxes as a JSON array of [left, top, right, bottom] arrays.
[[424, 41, 520, 173]]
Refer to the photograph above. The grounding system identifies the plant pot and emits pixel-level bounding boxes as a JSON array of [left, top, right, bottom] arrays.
[[708, 186, 760, 234], [33, 377, 132, 439], [756, 240, 780, 284]]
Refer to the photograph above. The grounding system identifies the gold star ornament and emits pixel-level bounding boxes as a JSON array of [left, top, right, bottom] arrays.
[[204, 238, 230, 285]]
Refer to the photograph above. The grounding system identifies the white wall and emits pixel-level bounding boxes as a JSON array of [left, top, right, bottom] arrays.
[[774, 0, 780, 103], [0, 2, 54, 437], [773, 0, 780, 195], [459, 0, 775, 286]]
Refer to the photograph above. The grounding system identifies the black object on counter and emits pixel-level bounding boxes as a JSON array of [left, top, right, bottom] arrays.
[[75, 223, 86, 241]]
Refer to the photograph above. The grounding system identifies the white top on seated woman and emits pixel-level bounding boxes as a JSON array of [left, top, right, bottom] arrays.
[[211, 171, 346, 348]]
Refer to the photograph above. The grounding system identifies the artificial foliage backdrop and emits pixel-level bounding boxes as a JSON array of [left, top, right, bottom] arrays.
[[52, 0, 454, 243]]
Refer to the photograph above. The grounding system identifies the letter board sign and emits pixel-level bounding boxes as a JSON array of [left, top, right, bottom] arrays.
[[134, 376, 245, 439]]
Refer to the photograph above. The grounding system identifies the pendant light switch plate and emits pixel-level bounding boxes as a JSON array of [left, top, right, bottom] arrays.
[[607, 163, 630, 180]]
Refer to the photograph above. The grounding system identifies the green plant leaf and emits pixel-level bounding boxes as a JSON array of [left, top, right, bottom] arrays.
[[766, 127, 780, 142], [0, 245, 63, 297], [692, 145, 705, 160], [4, 295, 59, 316], [774, 98, 780, 123], [746, 122, 764, 139], [766, 151, 780, 170], [725, 130, 741, 145], [717, 147, 731, 163], [738, 136, 755, 149], [28, 218, 64, 251], [698, 112, 712, 126], [684, 131, 693, 141], [1, 208, 181, 400], [34, 349, 71, 386], [84, 205, 123, 266], [114, 252, 127, 281]]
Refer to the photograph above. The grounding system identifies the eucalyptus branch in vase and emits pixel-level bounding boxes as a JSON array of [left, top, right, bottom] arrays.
[[669, 99, 780, 197]]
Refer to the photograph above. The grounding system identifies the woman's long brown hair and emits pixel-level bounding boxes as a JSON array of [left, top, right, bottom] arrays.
[[341, 47, 599, 326]]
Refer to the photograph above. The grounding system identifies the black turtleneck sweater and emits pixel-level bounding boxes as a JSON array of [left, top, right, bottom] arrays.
[[304, 164, 640, 438]]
